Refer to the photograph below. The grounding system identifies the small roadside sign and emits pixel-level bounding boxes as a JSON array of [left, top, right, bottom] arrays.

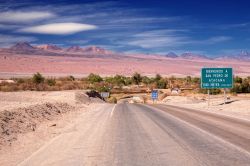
[[201, 68, 233, 89], [100, 92, 110, 98], [151, 90, 158, 100]]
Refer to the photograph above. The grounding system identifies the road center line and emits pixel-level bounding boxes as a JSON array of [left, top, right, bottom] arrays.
[[110, 104, 117, 117]]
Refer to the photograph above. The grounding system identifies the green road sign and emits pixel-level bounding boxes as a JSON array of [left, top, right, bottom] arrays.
[[201, 68, 233, 89]]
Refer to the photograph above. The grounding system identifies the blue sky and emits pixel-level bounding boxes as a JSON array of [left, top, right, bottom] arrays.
[[0, 0, 250, 56]]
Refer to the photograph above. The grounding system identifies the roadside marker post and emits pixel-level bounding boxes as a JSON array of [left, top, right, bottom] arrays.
[[151, 90, 158, 104], [201, 68, 233, 107]]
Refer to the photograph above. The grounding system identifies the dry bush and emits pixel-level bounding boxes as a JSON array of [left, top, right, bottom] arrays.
[[107, 97, 117, 103], [60, 82, 79, 90]]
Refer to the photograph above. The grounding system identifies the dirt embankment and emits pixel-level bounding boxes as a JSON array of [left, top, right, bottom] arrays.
[[0, 102, 75, 148], [0, 90, 104, 149]]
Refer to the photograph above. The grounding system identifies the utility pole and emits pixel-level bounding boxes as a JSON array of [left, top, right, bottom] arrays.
[[224, 88, 226, 105]]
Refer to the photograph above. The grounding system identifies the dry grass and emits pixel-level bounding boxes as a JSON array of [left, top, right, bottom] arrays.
[[0, 78, 88, 92]]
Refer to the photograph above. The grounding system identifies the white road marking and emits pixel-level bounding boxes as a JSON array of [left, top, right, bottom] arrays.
[[110, 104, 117, 117]]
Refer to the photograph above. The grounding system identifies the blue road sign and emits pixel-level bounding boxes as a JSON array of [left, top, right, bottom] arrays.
[[151, 90, 158, 100], [201, 68, 233, 89]]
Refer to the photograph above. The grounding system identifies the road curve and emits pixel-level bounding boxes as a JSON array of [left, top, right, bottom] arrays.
[[18, 103, 250, 166]]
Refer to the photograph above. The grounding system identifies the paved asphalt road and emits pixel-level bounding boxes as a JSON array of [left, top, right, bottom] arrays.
[[18, 103, 250, 166]]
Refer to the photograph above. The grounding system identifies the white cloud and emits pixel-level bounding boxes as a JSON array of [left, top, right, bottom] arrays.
[[127, 36, 188, 48], [0, 11, 55, 23], [19, 23, 97, 35]]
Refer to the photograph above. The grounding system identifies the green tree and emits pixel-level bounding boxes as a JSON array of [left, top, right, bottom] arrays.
[[186, 76, 192, 83], [142, 76, 152, 85], [113, 75, 126, 86], [132, 72, 142, 85], [32, 72, 45, 84], [156, 79, 167, 89], [234, 76, 242, 83], [87, 73, 103, 83], [46, 78, 56, 86], [154, 74, 162, 82]]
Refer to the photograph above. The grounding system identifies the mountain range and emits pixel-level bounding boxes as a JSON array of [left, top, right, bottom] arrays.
[[1, 42, 250, 61]]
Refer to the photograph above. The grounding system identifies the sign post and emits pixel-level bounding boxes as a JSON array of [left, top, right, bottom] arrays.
[[201, 68, 233, 107], [151, 90, 158, 104]]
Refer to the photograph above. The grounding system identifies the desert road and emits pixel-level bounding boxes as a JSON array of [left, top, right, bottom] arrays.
[[18, 103, 250, 166]]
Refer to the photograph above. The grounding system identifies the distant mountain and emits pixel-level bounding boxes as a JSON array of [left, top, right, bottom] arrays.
[[82, 46, 113, 55], [36, 44, 62, 51], [1, 42, 250, 61], [179, 52, 210, 60], [6, 42, 61, 56], [1, 42, 117, 58], [215, 50, 250, 61], [66, 46, 84, 52], [10, 42, 35, 51], [238, 50, 250, 60], [165, 52, 178, 58]]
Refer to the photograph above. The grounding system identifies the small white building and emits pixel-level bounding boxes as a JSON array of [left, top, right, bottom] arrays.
[[171, 88, 181, 95]]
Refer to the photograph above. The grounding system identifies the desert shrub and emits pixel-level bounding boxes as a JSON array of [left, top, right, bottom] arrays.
[[46, 78, 56, 86], [199, 88, 221, 95], [113, 75, 126, 86], [142, 76, 153, 85], [192, 77, 200, 84], [230, 77, 250, 93], [0, 84, 19, 91], [69, 75, 75, 81], [108, 97, 117, 103], [132, 72, 142, 85], [186, 76, 192, 83], [35, 84, 48, 91], [32, 72, 45, 84], [96, 85, 110, 92], [124, 77, 132, 85], [234, 76, 242, 84], [60, 82, 79, 90], [14, 78, 25, 84], [156, 79, 167, 89], [154, 74, 162, 82], [87, 73, 103, 83]]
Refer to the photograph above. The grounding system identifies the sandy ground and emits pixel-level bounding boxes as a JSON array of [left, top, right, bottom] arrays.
[[161, 94, 250, 120], [1, 54, 250, 78]]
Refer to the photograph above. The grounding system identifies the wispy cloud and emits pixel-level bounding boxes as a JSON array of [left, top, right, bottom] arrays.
[[203, 36, 232, 44], [120, 30, 232, 50], [67, 40, 90, 45], [122, 29, 190, 49], [19, 23, 97, 35], [0, 11, 55, 23], [108, 17, 179, 24]]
